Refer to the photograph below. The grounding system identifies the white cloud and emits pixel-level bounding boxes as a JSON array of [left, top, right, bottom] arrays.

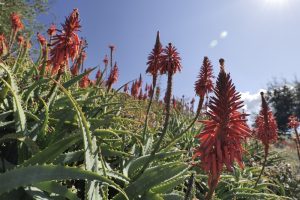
[[220, 31, 228, 39], [240, 89, 267, 125], [240, 89, 266, 114], [209, 40, 218, 48]]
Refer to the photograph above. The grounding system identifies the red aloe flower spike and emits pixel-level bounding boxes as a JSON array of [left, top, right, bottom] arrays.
[[23, 40, 31, 50], [11, 13, 24, 32], [138, 73, 142, 88], [96, 69, 102, 80], [172, 96, 176, 108], [47, 23, 56, 37], [143, 93, 147, 100], [288, 115, 300, 161], [50, 8, 81, 75], [180, 56, 214, 136], [146, 31, 163, 78], [193, 59, 250, 199], [254, 92, 278, 187], [155, 86, 160, 100], [103, 54, 109, 65], [9, 13, 24, 51], [0, 34, 8, 56], [71, 50, 86, 76], [195, 56, 214, 98], [79, 68, 91, 88], [148, 84, 153, 98], [138, 88, 143, 100], [106, 62, 119, 91], [142, 31, 164, 143], [255, 92, 278, 149], [288, 115, 300, 129], [17, 35, 24, 46], [134, 42, 182, 181], [108, 44, 115, 70], [37, 32, 47, 47], [124, 83, 129, 93], [160, 43, 182, 75]]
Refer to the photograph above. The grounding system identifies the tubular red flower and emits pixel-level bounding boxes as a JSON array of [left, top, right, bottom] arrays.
[[146, 31, 163, 77], [71, 50, 86, 76], [96, 69, 102, 80], [50, 8, 81, 75], [47, 24, 56, 36], [79, 68, 91, 88], [0, 34, 8, 56], [11, 13, 24, 33], [23, 40, 31, 50], [172, 96, 176, 108], [155, 86, 160, 99], [195, 56, 214, 97], [193, 59, 251, 191], [37, 33, 47, 46], [137, 73, 143, 88], [17, 35, 24, 46], [143, 93, 147, 100], [124, 83, 129, 93], [160, 43, 182, 75], [131, 81, 139, 98], [148, 84, 153, 98], [106, 62, 119, 90], [103, 55, 109, 65], [288, 115, 300, 129], [138, 88, 143, 100], [109, 44, 115, 52], [255, 92, 278, 148]]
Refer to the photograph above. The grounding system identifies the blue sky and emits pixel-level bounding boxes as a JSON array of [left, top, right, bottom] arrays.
[[39, 0, 300, 102]]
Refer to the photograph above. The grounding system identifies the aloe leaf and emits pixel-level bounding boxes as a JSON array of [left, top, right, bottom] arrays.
[[49, 78, 100, 200], [0, 165, 128, 200], [22, 134, 81, 166], [63, 67, 96, 89], [0, 133, 39, 154], [34, 181, 80, 200], [114, 162, 188, 200], [124, 151, 186, 178], [53, 150, 84, 165], [0, 63, 26, 135]]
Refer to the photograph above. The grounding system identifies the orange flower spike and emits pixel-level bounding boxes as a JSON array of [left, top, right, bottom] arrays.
[[37, 33, 47, 46], [79, 68, 91, 88], [138, 88, 143, 100], [160, 43, 182, 75], [106, 62, 119, 91], [288, 115, 300, 129], [254, 92, 278, 187], [195, 56, 214, 98], [47, 24, 56, 36], [17, 35, 24, 46], [172, 96, 176, 108], [50, 8, 81, 75], [255, 92, 278, 149], [11, 13, 24, 33], [96, 69, 102, 80], [146, 31, 163, 77], [138, 73, 142, 88], [124, 83, 129, 93], [0, 34, 8, 56], [194, 59, 251, 194], [103, 54, 109, 65]]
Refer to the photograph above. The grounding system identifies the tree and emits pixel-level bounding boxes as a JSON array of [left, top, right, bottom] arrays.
[[0, 0, 49, 36], [267, 81, 296, 133]]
